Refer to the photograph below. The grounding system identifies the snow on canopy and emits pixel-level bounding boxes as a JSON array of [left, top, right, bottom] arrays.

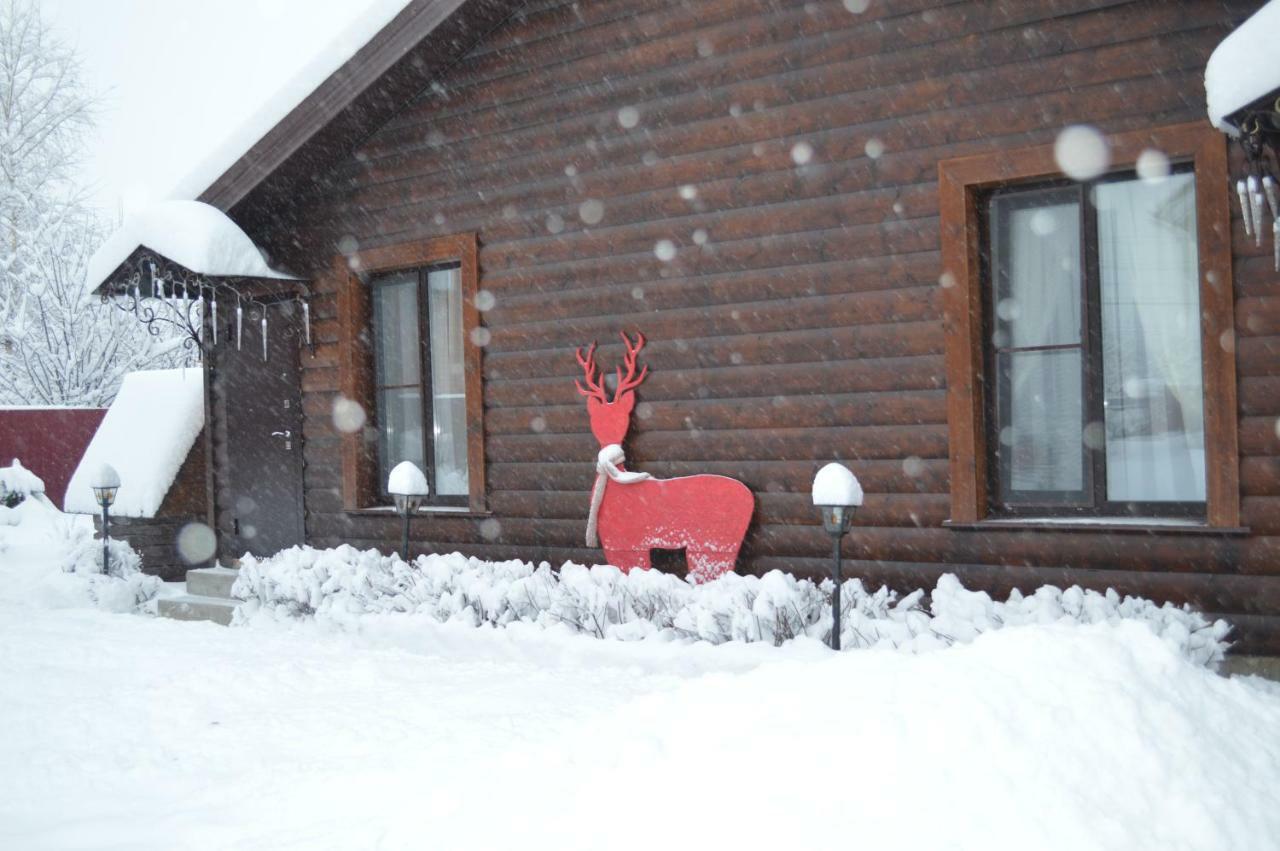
[[84, 200, 296, 294], [1205, 0, 1280, 133], [64, 369, 204, 518]]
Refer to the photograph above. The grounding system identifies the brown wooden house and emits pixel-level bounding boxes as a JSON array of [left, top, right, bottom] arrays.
[[178, 0, 1280, 654]]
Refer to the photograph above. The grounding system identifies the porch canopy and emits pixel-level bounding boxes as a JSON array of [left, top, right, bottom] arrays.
[[86, 200, 309, 351], [86, 200, 302, 297]]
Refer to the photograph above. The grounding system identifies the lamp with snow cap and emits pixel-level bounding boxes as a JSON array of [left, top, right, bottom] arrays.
[[812, 462, 863, 650], [388, 461, 429, 560], [90, 463, 121, 577]]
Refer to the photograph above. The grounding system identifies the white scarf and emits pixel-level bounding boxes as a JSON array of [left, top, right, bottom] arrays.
[[585, 444, 651, 547]]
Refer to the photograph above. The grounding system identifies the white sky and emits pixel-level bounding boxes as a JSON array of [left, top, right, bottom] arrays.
[[40, 0, 409, 222]]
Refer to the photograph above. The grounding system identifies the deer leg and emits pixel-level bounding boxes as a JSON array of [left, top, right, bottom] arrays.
[[604, 547, 651, 573]]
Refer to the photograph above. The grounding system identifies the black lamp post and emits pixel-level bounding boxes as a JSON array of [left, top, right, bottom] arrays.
[[90, 463, 121, 577], [388, 461, 428, 560], [812, 462, 862, 651]]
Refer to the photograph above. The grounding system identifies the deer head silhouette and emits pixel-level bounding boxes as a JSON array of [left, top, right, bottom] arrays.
[[575, 332, 648, 447]]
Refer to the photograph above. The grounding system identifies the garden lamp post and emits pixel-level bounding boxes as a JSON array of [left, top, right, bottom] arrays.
[[90, 463, 121, 577], [388, 461, 429, 560], [812, 462, 863, 651]]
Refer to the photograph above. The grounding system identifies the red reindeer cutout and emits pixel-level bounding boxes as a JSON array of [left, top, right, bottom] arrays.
[[576, 333, 754, 583]]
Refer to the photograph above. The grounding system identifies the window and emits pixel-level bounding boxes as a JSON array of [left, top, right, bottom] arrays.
[[986, 170, 1205, 516], [337, 233, 485, 512], [371, 264, 469, 503], [939, 123, 1240, 528]]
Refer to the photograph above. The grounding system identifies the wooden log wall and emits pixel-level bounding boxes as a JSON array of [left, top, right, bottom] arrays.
[[245, 0, 1280, 653]]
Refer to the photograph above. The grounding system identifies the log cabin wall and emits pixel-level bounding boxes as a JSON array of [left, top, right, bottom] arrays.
[[241, 0, 1280, 652]]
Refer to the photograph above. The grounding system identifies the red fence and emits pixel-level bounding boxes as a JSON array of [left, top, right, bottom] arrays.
[[0, 408, 106, 509]]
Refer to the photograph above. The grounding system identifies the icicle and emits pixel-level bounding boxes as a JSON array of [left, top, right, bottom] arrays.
[[261, 312, 268, 361], [235, 302, 244, 351], [1265, 176, 1280, 221], [1238, 179, 1254, 238], [1274, 220, 1279, 273], [1249, 176, 1265, 248], [302, 299, 312, 346], [211, 298, 219, 345]]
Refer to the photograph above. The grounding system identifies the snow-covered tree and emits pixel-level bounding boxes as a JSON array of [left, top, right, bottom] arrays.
[[0, 207, 190, 406], [0, 0, 186, 406], [0, 0, 90, 333]]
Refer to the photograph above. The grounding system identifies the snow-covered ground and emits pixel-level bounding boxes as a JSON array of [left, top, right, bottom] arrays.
[[3, 495, 1280, 849]]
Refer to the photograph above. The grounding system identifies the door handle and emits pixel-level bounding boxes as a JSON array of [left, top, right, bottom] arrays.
[[271, 430, 291, 438]]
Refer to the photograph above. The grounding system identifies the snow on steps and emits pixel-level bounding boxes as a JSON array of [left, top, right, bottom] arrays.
[[158, 567, 238, 626]]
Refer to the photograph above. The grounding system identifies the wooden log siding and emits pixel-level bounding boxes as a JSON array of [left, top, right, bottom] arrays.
[[233, 0, 1280, 652]]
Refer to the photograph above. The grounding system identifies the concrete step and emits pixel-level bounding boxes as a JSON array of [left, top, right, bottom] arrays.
[[158, 594, 237, 626], [186, 566, 239, 599]]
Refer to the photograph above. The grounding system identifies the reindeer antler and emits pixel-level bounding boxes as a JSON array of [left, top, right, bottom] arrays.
[[614, 332, 648, 397], [575, 341, 609, 403]]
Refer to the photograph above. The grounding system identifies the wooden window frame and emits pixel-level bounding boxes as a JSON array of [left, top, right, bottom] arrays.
[[939, 122, 1239, 528], [336, 233, 486, 513]]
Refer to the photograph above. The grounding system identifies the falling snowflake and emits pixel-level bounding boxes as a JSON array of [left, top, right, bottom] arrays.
[[1136, 148, 1170, 183], [1054, 125, 1109, 181], [332, 397, 366, 433], [579, 199, 604, 225]]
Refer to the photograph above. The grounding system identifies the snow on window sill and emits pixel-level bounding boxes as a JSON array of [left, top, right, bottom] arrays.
[[943, 517, 1249, 536]]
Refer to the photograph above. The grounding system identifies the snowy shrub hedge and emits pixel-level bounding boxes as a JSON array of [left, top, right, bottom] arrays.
[[233, 546, 1232, 667]]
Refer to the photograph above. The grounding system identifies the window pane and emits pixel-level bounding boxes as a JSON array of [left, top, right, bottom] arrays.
[[377, 387, 425, 487], [427, 266, 468, 496], [1095, 173, 1205, 503], [990, 193, 1081, 349], [997, 349, 1085, 501], [373, 273, 420, 387]]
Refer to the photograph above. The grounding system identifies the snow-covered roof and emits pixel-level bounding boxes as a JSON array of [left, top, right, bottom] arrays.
[[85, 200, 297, 294], [178, 0, 412, 203], [1205, 0, 1280, 133], [64, 369, 205, 518]]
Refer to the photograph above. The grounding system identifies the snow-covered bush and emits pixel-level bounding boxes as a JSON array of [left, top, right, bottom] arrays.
[[60, 534, 161, 612], [233, 546, 1232, 667], [0, 459, 44, 509]]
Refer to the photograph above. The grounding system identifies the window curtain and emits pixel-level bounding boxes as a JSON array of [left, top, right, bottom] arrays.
[[373, 274, 424, 488], [1002, 201, 1083, 496], [1094, 174, 1205, 502], [427, 266, 469, 496]]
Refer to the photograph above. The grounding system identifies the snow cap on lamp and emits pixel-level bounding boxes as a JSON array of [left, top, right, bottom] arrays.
[[388, 460, 428, 515], [812, 462, 863, 507], [90, 462, 121, 507], [90, 462, 121, 490], [812, 462, 861, 538]]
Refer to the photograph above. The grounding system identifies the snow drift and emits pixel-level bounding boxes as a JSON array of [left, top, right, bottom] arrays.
[[232, 546, 1231, 666], [0, 460, 159, 612]]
